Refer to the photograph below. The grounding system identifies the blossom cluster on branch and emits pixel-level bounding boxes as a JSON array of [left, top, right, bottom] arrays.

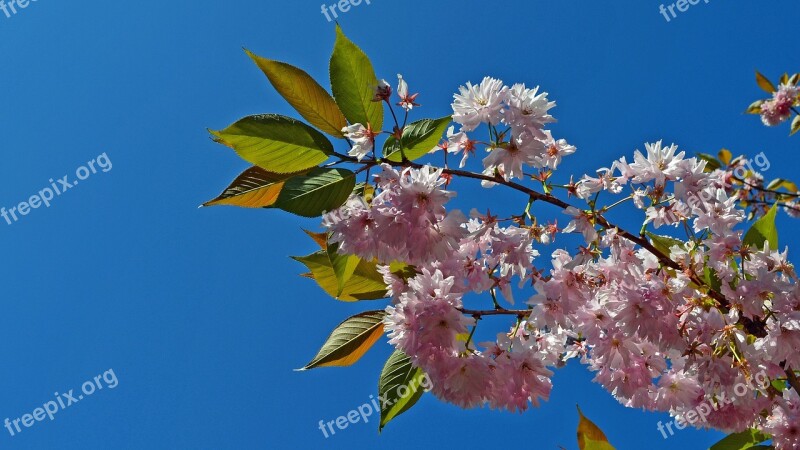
[[205, 28, 800, 447]]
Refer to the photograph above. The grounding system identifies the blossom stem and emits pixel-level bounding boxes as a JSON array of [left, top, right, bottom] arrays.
[[384, 99, 401, 131], [601, 195, 633, 213]]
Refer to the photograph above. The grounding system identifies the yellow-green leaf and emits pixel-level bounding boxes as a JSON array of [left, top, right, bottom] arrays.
[[300, 310, 385, 370], [330, 25, 383, 130], [210, 114, 332, 174], [245, 50, 347, 138], [577, 406, 616, 450], [718, 149, 733, 165], [292, 252, 388, 301], [384, 117, 451, 162], [756, 71, 776, 94], [745, 100, 765, 115], [646, 232, 685, 257], [743, 204, 778, 250], [791, 115, 800, 136], [378, 350, 427, 431], [766, 178, 799, 193], [327, 242, 360, 296], [696, 153, 722, 172], [202, 166, 300, 208], [709, 428, 770, 450]]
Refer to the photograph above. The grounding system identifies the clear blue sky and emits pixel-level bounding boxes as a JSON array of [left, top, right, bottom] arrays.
[[1, 0, 799, 448]]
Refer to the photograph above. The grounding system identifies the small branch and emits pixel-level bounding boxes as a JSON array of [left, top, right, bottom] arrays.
[[459, 308, 531, 318], [786, 367, 800, 394], [734, 176, 800, 199], [332, 152, 730, 307]]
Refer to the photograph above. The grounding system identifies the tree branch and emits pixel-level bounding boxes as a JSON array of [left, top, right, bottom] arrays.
[[334, 153, 730, 307], [786, 367, 800, 394]]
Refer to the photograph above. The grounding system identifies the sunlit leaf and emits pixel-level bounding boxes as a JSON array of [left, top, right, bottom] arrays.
[[743, 204, 778, 250], [696, 153, 722, 172], [202, 166, 300, 208], [709, 428, 770, 450], [330, 25, 383, 130], [210, 114, 332, 173], [292, 252, 388, 301], [718, 149, 733, 165], [299, 310, 385, 370], [384, 117, 451, 162], [303, 229, 329, 249], [327, 242, 360, 295], [745, 100, 765, 115], [378, 350, 427, 431], [577, 406, 616, 450], [274, 168, 356, 217], [791, 115, 800, 136], [756, 71, 776, 94], [646, 232, 684, 257], [245, 50, 347, 138], [766, 178, 799, 193]]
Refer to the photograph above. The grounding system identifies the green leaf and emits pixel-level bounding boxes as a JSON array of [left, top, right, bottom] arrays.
[[646, 232, 684, 257], [709, 428, 770, 450], [766, 178, 799, 193], [384, 117, 451, 162], [745, 100, 765, 115], [274, 168, 356, 218], [327, 242, 360, 296], [210, 114, 332, 173], [743, 204, 779, 250], [330, 25, 383, 130], [756, 71, 777, 94], [293, 252, 388, 301], [704, 266, 723, 293], [577, 406, 616, 450], [202, 166, 300, 208], [791, 115, 800, 136], [244, 50, 347, 138], [299, 310, 385, 370], [696, 153, 722, 172], [378, 350, 427, 431]]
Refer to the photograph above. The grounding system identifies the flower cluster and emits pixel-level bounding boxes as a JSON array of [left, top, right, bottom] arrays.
[[321, 76, 800, 448], [761, 83, 800, 127], [450, 77, 574, 180]]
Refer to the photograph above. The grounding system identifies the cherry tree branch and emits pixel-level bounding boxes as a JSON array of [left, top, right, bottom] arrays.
[[335, 152, 730, 307], [787, 367, 800, 394], [459, 308, 532, 318]]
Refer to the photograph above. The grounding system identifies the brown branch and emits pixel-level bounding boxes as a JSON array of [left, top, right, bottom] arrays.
[[733, 176, 800, 199], [334, 152, 729, 307], [459, 308, 532, 318], [786, 367, 800, 394]]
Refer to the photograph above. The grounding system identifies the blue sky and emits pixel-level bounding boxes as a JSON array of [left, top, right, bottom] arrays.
[[1, 0, 798, 448]]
